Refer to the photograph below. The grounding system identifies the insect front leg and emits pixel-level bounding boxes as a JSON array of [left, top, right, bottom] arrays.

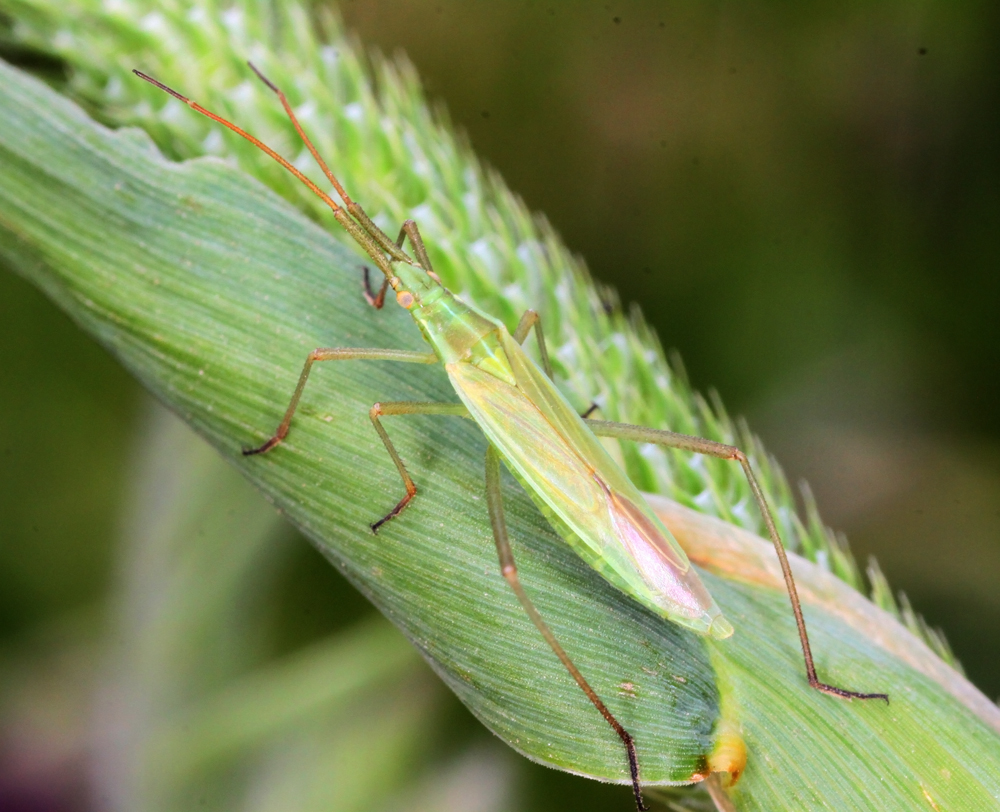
[[587, 419, 889, 704], [395, 218, 436, 277], [361, 217, 433, 309], [243, 348, 437, 455], [361, 266, 390, 309], [368, 401, 469, 532], [484, 444, 648, 812]]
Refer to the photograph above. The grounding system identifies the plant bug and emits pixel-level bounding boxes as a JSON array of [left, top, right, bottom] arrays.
[[134, 64, 888, 811]]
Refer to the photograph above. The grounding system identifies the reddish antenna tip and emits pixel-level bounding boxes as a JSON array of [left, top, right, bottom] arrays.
[[132, 69, 190, 104], [246, 61, 279, 94]]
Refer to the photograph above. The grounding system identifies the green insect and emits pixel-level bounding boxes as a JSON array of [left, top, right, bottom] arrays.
[[134, 64, 888, 810]]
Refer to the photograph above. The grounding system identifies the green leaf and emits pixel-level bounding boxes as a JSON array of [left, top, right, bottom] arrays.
[[95, 402, 436, 811], [0, 21, 998, 812], [0, 56, 716, 786], [651, 495, 1000, 809]]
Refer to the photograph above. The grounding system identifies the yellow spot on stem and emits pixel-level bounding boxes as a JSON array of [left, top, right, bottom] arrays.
[[708, 718, 747, 786]]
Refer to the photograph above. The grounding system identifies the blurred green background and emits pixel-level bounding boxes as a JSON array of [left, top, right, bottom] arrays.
[[1, 1, 998, 810]]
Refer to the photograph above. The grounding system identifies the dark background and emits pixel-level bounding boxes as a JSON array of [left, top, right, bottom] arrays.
[[1, 1, 998, 808]]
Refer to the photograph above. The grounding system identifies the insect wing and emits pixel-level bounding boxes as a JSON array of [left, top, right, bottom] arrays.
[[448, 331, 726, 636], [499, 331, 685, 553]]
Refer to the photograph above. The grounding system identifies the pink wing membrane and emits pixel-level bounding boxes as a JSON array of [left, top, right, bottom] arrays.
[[598, 477, 719, 626]]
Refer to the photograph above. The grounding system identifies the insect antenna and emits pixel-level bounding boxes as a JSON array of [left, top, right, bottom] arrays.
[[245, 62, 412, 267], [132, 69, 397, 279]]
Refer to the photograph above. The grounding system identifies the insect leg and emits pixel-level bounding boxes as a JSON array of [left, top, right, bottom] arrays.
[[512, 311, 595, 411], [369, 401, 469, 531], [484, 444, 648, 812], [243, 348, 437, 456], [587, 419, 889, 704], [395, 219, 436, 275], [362, 265, 390, 309], [511, 310, 554, 379]]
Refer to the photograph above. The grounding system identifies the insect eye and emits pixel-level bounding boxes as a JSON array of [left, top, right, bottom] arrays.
[[396, 290, 415, 309]]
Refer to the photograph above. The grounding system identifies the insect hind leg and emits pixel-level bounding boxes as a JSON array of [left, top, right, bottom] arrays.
[[484, 444, 648, 812], [586, 419, 889, 704]]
